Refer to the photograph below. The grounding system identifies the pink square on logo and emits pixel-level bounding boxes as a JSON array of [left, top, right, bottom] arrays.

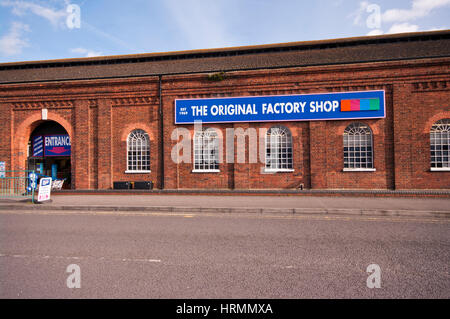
[[350, 100, 360, 111]]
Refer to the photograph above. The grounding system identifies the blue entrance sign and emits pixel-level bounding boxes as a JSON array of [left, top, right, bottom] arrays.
[[44, 135, 71, 156], [175, 90, 385, 124]]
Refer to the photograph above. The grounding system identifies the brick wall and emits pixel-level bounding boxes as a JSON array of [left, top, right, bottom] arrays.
[[0, 58, 449, 190]]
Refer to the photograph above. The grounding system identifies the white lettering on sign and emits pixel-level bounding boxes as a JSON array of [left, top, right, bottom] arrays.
[[186, 100, 343, 117], [191, 105, 208, 116], [262, 102, 306, 114], [309, 100, 339, 113], [209, 104, 258, 116], [45, 135, 71, 147]]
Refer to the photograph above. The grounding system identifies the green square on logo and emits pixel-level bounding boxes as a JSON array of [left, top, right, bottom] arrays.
[[369, 99, 380, 110]]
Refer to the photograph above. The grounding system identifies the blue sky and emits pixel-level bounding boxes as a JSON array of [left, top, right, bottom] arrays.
[[0, 0, 449, 63]]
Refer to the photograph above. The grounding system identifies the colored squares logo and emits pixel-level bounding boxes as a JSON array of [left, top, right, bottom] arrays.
[[341, 99, 379, 112]]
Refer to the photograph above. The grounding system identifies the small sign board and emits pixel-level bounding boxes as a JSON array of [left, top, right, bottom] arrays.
[[37, 177, 52, 202], [0, 161, 5, 178], [28, 172, 38, 191]]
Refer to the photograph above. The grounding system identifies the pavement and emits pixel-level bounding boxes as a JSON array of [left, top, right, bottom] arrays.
[[1, 194, 449, 218]]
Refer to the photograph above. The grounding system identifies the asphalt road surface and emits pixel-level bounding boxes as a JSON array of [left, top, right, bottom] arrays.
[[0, 210, 448, 299]]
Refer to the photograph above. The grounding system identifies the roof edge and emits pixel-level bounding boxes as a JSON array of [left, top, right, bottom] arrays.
[[0, 29, 449, 68]]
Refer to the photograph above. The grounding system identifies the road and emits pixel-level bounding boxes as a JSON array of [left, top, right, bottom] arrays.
[[0, 210, 448, 298]]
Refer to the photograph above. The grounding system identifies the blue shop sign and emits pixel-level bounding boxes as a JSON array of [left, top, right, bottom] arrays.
[[175, 90, 385, 124]]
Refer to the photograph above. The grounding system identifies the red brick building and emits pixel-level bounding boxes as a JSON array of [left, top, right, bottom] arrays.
[[0, 30, 449, 190]]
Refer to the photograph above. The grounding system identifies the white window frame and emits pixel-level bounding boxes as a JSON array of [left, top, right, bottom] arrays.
[[343, 123, 375, 172], [430, 119, 450, 171], [192, 128, 220, 173], [125, 129, 151, 173], [265, 125, 294, 173]]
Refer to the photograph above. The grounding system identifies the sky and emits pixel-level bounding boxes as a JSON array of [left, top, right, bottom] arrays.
[[0, 0, 449, 63]]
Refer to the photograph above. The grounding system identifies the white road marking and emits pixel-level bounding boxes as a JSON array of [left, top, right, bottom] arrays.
[[121, 258, 161, 263], [0, 253, 161, 263]]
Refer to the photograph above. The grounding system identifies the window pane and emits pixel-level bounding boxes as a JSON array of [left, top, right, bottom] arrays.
[[127, 129, 150, 171], [430, 119, 450, 168], [265, 126, 293, 170], [193, 129, 220, 171], [343, 123, 373, 169]]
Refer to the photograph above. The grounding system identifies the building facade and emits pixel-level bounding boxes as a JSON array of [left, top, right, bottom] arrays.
[[0, 30, 449, 190]]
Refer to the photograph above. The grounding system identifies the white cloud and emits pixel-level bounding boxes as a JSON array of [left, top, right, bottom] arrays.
[[382, 0, 450, 23], [366, 29, 384, 36], [353, 0, 449, 36], [351, 1, 370, 26], [1, 1, 134, 53], [1, 0, 67, 27], [70, 47, 102, 57], [0, 21, 30, 55], [387, 23, 420, 34], [426, 26, 447, 30]]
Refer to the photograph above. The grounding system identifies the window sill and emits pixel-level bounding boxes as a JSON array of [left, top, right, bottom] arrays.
[[264, 169, 295, 173], [430, 167, 450, 171], [125, 170, 151, 174], [192, 169, 220, 173], [343, 168, 376, 172]]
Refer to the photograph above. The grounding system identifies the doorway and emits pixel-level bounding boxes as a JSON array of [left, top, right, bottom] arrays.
[[27, 120, 71, 189]]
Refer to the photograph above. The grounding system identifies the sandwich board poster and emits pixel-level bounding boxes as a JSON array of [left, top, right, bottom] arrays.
[[37, 177, 52, 202]]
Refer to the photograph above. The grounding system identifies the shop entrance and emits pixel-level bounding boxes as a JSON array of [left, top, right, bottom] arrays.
[[27, 120, 71, 189]]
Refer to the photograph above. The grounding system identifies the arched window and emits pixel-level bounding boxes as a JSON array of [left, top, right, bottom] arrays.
[[343, 123, 374, 170], [193, 128, 219, 172], [127, 129, 150, 172], [430, 119, 450, 170], [265, 125, 293, 171]]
